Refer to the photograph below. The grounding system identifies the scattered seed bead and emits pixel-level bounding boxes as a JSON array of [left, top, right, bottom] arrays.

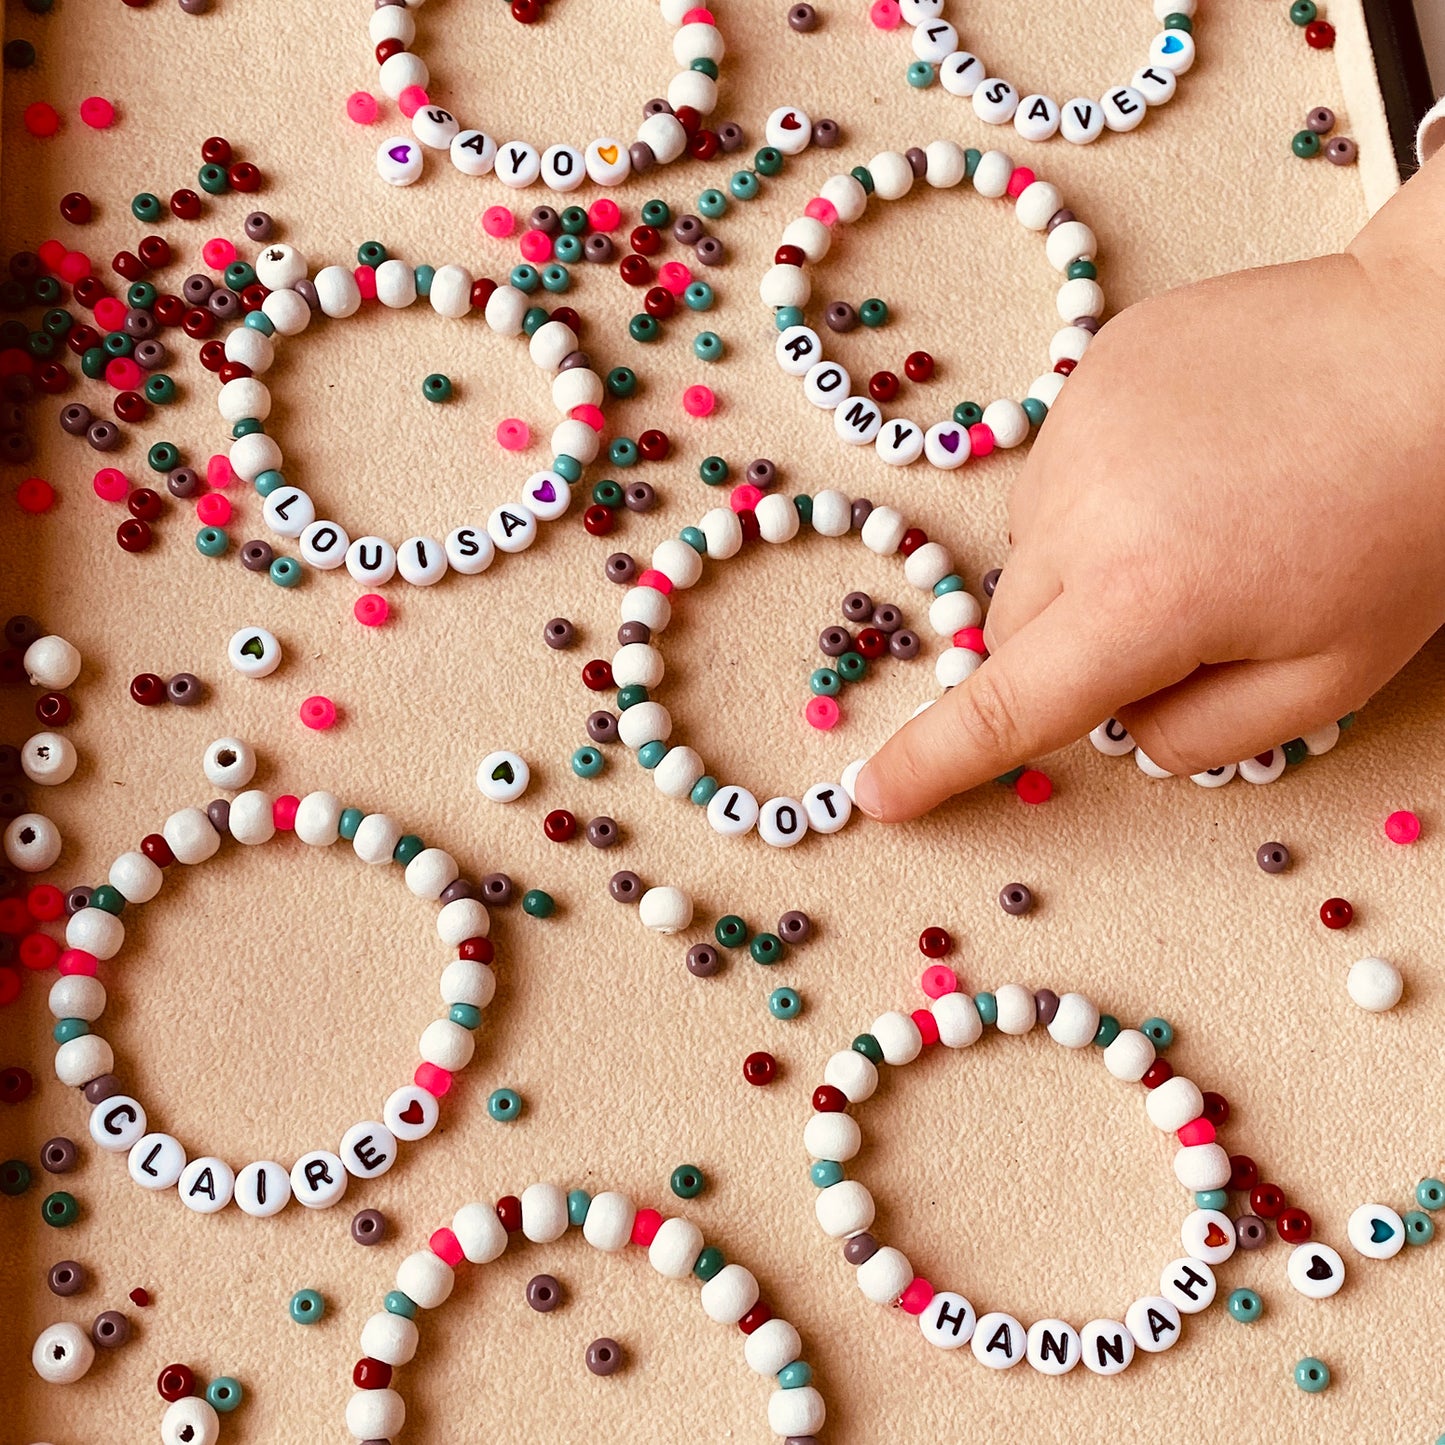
[[788, 2, 817, 28], [41, 1136, 78, 1173], [542, 617, 575, 650], [777, 910, 811, 944], [999, 883, 1034, 915], [1227, 1288, 1263, 1323], [824, 301, 857, 333], [48, 1259, 87, 1295], [351, 1208, 387, 1245], [1325, 135, 1358, 165], [544, 808, 577, 842], [1417, 1178, 1445, 1211], [743, 1051, 777, 1085], [1235, 1215, 1269, 1250], [918, 926, 952, 959], [289, 1288, 324, 1324], [422, 372, 453, 403], [206, 1377, 243, 1413], [670, 1163, 706, 1199], [158, 1363, 196, 1400], [1, 1160, 31, 1196], [1384, 810, 1420, 844], [686, 942, 722, 976], [91, 1310, 129, 1348], [488, 1087, 523, 1121], [608, 870, 644, 903], [526, 1274, 562, 1312], [354, 594, 389, 627], [585, 1337, 624, 1375], [1319, 897, 1353, 929], [1294, 1357, 1330, 1393], [769, 986, 803, 1019], [1256, 841, 1290, 873], [586, 712, 620, 746]]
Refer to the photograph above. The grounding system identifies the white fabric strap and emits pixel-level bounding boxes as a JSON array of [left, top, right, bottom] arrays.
[[1419, 97, 1445, 163]]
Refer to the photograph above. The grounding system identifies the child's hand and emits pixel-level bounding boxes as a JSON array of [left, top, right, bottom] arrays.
[[855, 163, 1445, 822]]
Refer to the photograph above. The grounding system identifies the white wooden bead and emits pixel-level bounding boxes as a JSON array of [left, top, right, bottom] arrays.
[[495, 139, 542, 187], [936, 647, 982, 688], [262, 287, 311, 335], [24, 634, 81, 688], [1056, 276, 1105, 322], [1103, 1029, 1155, 1081], [667, 69, 716, 116], [994, 982, 1037, 1035], [638, 885, 693, 934], [66, 906, 123, 958], [871, 1010, 923, 1065], [445, 524, 494, 575], [673, 19, 725, 62], [933, 991, 984, 1047], [781, 216, 831, 261], [919, 1291, 976, 1348], [54, 1034, 112, 1087], [652, 538, 703, 589], [235, 1160, 291, 1217], [1125, 1296, 1181, 1353], [973, 79, 1020, 126], [346, 535, 398, 585], [809, 489, 852, 537], [406, 848, 458, 900], [228, 790, 274, 846], [860, 505, 907, 555], [451, 128, 498, 175], [529, 320, 577, 371], [179, 1156, 235, 1213], [379, 48, 427, 97], [648, 1216, 704, 1278], [521, 1182, 570, 1242], [453, 1201, 509, 1263], [1027, 1318, 1080, 1374], [700, 506, 743, 559], [700, 1263, 759, 1323], [50, 974, 105, 1021], [484, 283, 529, 335], [32, 1322, 95, 1384], [1080, 1319, 1135, 1374], [1145, 1075, 1203, 1131], [924, 138, 967, 187], [612, 643, 665, 690], [1015, 180, 1062, 232], [1046, 217, 1100, 269], [1347, 955, 1403, 1012], [436, 897, 489, 945], [768, 1386, 825, 1438], [1013, 94, 1061, 142], [802, 781, 851, 834], [759, 263, 809, 310], [396, 1250, 453, 1309], [815, 1179, 875, 1237], [617, 701, 672, 750], [340, 1120, 396, 1179], [902, 541, 952, 591], [707, 784, 758, 836], [255, 239, 313, 293], [419, 1018, 475, 1072], [1287, 1241, 1346, 1298], [290, 1149, 347, 1209], [582, 1191, 635, 1251], [939, 49, 984, 95], [803, 1111, 861, 1162], [361, 1312, 419, 1367], [1150, 27, 1195, 72], [637, 111, 687, 164], [429, 264, 473, 318], [857, 1245, 912, 1304], [764, 105, 812, 154], [1049, 323, 1095, 366], [1173, 1143, 1231, 1191], [224, 326, 273, 374], [1027, 371, 1067, 408], [756, 492, 800, 543], [300, 519, 350, 570], [440, 958, 495, 1010], [374, 258, 417, 308], [868, 150, 914, 200], [1160, 1257, 1216, 1314], [217, 376, 270, 424], [89, 1094, 145, 1151], [823, 1049, 877, 1102], [819, 172, 868, 222], [552, 367, 603, 411], [346, 1388, 405, 1441], [745, 1317, 802, 1375], [1047, 993, 1099, 1048], [540, 142, 587, 191], [928, 589, 982, 635], [314, 264, 362, 318], [129, 1132, 186, 1189], [229, 431, 282, 483], [108, 850, 162, 904], [621, 585, 672, 631], [294, 791, 342, 847], [353, 812, 401, 864], [653, 745, 704, 799]]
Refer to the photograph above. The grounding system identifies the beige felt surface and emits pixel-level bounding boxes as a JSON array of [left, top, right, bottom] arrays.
[[2, 2, 1443, 1443]]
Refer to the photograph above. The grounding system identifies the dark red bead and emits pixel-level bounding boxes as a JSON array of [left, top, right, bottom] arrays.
[[117, 519, 153, 553], [1277, 1206, 1313, 1243], [637, 429, 670, 462], [643, 286, 675, 319], [471, 277, 498, 310], [458, 937, 495, 964], [197, 339, 227, 372], [239, 283, 269, 313], [867, 370, 899, 403], [1141, 1058, 1174, 1089], [0, 898, 28, 933], [1319, 897, 1353, 929], [114, 391, 149, 424], [157, 1363, 195, 1401], [217, 361, 252, 384], [918, 926, 951, 959], [550, 305, 580, 334], [687, 128, 720, 160], [0, 1065, 33, 1103], [903, 350, 934, 383], [582, 503, 614, 537], [152, 294, 185, 327], [899, 527, 927, 556], [1054, 357, 1076, 375], [112, 250, 145, 282], [35, 362, 70, 394], [1201, 1091, 1229, 1126], [1228, 1154, 1259, 1192], [182, 307, 215, 340], [200, 136, 233, 166], [140, 833, 175, 866], [854, 627, 886, 660], [127, 488, 163, 521], [375, 36, 405, 62], [1305, 19, 1335, 47], [60, 192, 93, 225], [618, 254, 653, 287], [137, 235, 171, 270], [496, 1194, 522, 1231], [774, 244, 805, 267], [673, 105, 701, 136], [35, 692, 72, 726], [737, 509, 760, 543], [742, 1050, 776, 1086], [353, 1357, 393, 1389], [129, 1287, 151, 1307], [169, 188, 202, 221], [0, 650, 26, 687], [629, 225, 663, 257], [812, 1085, 847, 1113], [511, 0, 541, 21], [73, 276, 108, 309], [67, 325, 100, 355], [130, 672, 167, 706], [543, 808, 577, 843], [1250, 1182, 1285, 1219], [582, 659, 615, 691], [737, 1299, 772, 1333], [228, 163, 262, 193]]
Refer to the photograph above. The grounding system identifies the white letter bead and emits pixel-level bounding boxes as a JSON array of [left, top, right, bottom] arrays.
[[700, 1263, 760, 1323], [496, 140, 542, 187], [109, 849, 162, 903], [1180, 1208, 1237, 1264], [823, 1049, 877, 1102], [406, 848, 459, 900], [1102, 85, 1148, 132], [765, 106, 812, 154], [294, 791, 342, 847], [1287, 1242, 1346, 1298], [971, 1311, 1026, 1367], [540, 143, 586, 191], [129, 1132, 186, 1189], [1173, 1143, 1231, 1191], [436, 897, 489, 946], [924, 419, 971, 469], [768, 1386, 826, 1438], [345, 536, 398, 585], [1014, 95, 1061, 142], [803, 360, 849, 408], [860, 505, 907, 555], [940, 49, 984, 95], [802, 781, 851, 834], [396, 1250, 454, 1308], [419, 1018, 475, 1072], [361, 1311, 419, 1367], [871, 1010, 923, 1064], [1145, 1075, 1204, 1131], [1124, 1296, 1181, 1352], [179, 1156, 235, 1213], [972, 150, 1013, 200], [973, 78, 1020, 124], [617, 701, 673, 751], [815, 1180, 875, 1237], [291, 1149, 347, 1208], [857, 1245, 912, 1304], [520, 1182, 570, 1242], [384, 1085, 439, 1142], [1347, 1203, 1406, 1259], [1160, 1257, 1216, 1314], [346, 1387, 405, 1441], [340, 1120, 397, 1179], [440, 958, 495, 1011], [444, 525, 494, 575], [1150, 27, 1196, 72], [1103, 1029, 1155, 1081], [919, 1291, 976, 1348], [745, 1317, 802, 1375], [875, 417, 924, 465], [834, 396, 882, 445], [451, 128, 497, 175], [582, 1191, 635, 1251], [299, 520, 349, 570], [775, 324, 822, 375], [353, 811, 402, 864], [1027, 1318, 1081, 1374], [758, 797, 808, 848], [32, 1320, 95, 1385], [707, 785, 759, 836], [993, 983, 1037, 1035], [398, 536, 448, 586], [933, 991, 984, 1047], [648, 1216, 704, 1278], [1081, 1318, 1135, 1374], [50, 974, 105, 1021], [89, 1094, 145, 1151], [235, 1160, 291, 1217], [453, 1201, 509, 1263], [638, 886, 694, 934], [803, 1112, 861, 1163], [1134, 63, 1177, 105]]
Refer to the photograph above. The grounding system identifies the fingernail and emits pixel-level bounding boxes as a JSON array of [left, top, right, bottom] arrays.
[[853, 763, 884, 820]]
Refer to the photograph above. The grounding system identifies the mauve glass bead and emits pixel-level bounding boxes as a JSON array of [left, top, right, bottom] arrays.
[[48, 1259, 87, 1296], [1073, 316, 1101, 334], [843, 1232, 878, 1265], [617, 621, 651, 647], [543, 617, 576, 650], [558, 350, 591, 372], [777, 910, 811, 944], [526, 1274, 562, 1312], [208, 288, 239, 319], [786, 1438, 819, 1445], [1256, 842, 1290, 874], [587, 711, 620, 745], [1034, 988, 1059, 1025], [59, 402, 92, 435], [608, 870, 643, 903], [42, 1136, 79, 1173], [88, 421, 121, 451], [906, 147, 928, 177], [438, 878, 476, 905], [745, 458, 776, 489], [629, 142, 656, 173], [813, 118, 841, 148], [850, 498, 873, 530], [240, 538, 273, 570], [0, 403, 26, 433], [168, 673, 204, 707], [871, 603, 903, 633], [642, 98, 673, 119], [1325, 135, 1358, 166], [528, 206, 560, 235], [1045, 208, 1075, 232], [841, 591, 873, 623], [583, 234, 614, 263], [3, 616, 40, 649], [999, 882, 1034, 915], [65, 885, 93, 915], [205, 799, 230, 834], [695, 236, 725, 266], [585, 1337, 623, 1376], [672, 215, 705, 246], [824, 301, 857, 333], [1306, 106, 1335, 134], [717, 121, 745, 152], [294, 279, 320, 310], [91, 1309, 130, 1348], [819, 627, 852, 657], [787, 2, 817, 29], [586, 815, 620, 848], [623, 482, 656, 513], [178, 0, 212, 13], [123, 309, 157, 340], [686, 942, 721, 977], [244, 211, 274, 242], [83, 1073, 123, 1104], [133, 339, 167, 370], [351, 1207, 387, 1245], [1235, 1215, 1269, 1250], [982, 567, 1002, 597], [480, 873, 514, 906], [605, 552, 637, 585], [182, 274, 214, 304]]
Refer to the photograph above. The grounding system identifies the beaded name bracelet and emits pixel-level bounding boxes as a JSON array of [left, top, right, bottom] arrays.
[[887, 0, 1198, 145], [50, 791, 501, 1219], [368, 0, 726, 191], [588, 490, 985, 845], [761, 144, 1101, 470], [213, 242, 607, 588], [343, 1183, 827, 1442], [803, 967, 1347, 1373]]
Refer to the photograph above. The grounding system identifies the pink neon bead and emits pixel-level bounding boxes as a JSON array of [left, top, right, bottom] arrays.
[[570, 403, 605, 432], [588, 198, 622, 232], [79, 97, 116, 129], [105, 357, 142, 391], [805, 695, 840, 731], [93, 296, 126, 332], [398, 85, 430, 118], [637, 568, 673, 595], [346, 91, 379, 125], [57, 949, 98, 977], [681, 6, 715, 21], [683, 384, 715, 417], [658, 261, 692, 294], [1177, 1118, 1216, 1148], [899, 1277, 935, 1315], [58, 251, 91, 283], [869, 0, 902, 27], [968, 422, 995, 457], [299, 695, 338, 731], [92, 467, 128, 502], [206, 454, 233, 489], [482, 205, 516, 239], [920, 964, 957, 999], [912, 1008, 940, 1047], [804, 197, 838, 226], [1385, 809, 1421, 844], [355, 265, 377, 300], [954, 627, 987, 654], [729, 483, 763, 513], [354, 593, 389, 627], [273, 795, 300, 831], [37, 238, 66, 273], [1007, 166, 1036, 198], [630, 1208, 663, 1247], [202, 238, 236, 270], [496, 418, 531, 451], [415, 1061, 453, 1096], [518, 229, 553, 263], [1014, 768, 1053, 805], [196, 493, 231, 526], [429, 1227, 464, 1267]]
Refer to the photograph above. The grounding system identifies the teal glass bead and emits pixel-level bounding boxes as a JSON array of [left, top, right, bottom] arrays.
[[852, 1032, 883, 1064], [638, 740, 668, 769], [769, 986, 803, 1020], [338, 808, 364, 841], [1290, 0, 1317, 22], [1282, 737, 1308, 766], [206, 1378, 243, 1413], [681, 526, 707, 554], [422, 372, 452, 402], [358, 241, 388, 267], [289, 1287, 324, 1324], [698, 187, 728, 219], [144, 374, 178, 405], [269, 556, 302, 588], [907, 60, 935, 87], [794, 494, 813, 526], [773, 305, 804, 332], [1417, 1178, 1445, 1211], [510, 263, 541, 293], [608, 437, 639, 468], [1294, 1357, 1330, 1393], [715, 915, 750, 948], [606, 366, 637, 398], [42, 308, 73, 337], [628, 314, 661, 344], [414, 265, 435, 296], [1293, 129, 1321, 159], [522, 889, 554, 918], [392, 833, 424, 865], [224, 262, 257, 292], [554, 454, 582, 484], [90, 883, 125, 915], [449, 1003, 482, 1029], [670, 1163, 706, 1199], [568, 1188, 591, 1226], [693, 1245, 725, 1281], [42, 1189, 79, 1226], [1227, 1288, 1263, 1323], [383, 1290, 417, 1319], [964, 148, 981, 177], [754, 146, 784, 176], [1338, 711, 1356, 730], [593, 479, 624, 508], [1022, 396, 1048, 426], [810, 668, 841, 697], [810, 1160, 844, 1189], [80, 347, 107, 380], [131, 192, 163, 222], [196, 526, 229, 558], [1093, 1014, 1121, 1047], [729, 170, 760, 201], [572, 746, 605, 779], [245, 310, 275, 335], [851, 165, 875, 192], [750, 932, 784, 966], [617, 683, 649, 709], [232, 417, 264, 439], [103, 331, 134, 358], [560, 206, 589, 234], [26, 332, 56, 360], [837, 652, 867, 683], [32, 276, 62, 306], [693, 331, 723, 362], [0, 1160, 30, 1196], [1164, 10, 1192, 29], [541, 263, 571, 294], [254, 469, 285, 497], [54, 1018, 90, 1044], [778, 1361, 812, 1389], [553, 234, 583, 263], [859, 298, 889, 328], [953, 401, 984, 427], [488, 1087, 523, 1121], [684, 281, 714, 311], [199, 163, 230, 195], [1141, 1016, 1174, 1049], [1404, 1210, 1435, 1245], [975, 992, 998, 1026], [521, 306, 549, 336], [641, 198, 672, 227], [933, 573, 963, 598], [690, 776, 719, 806], [690, 55, 718, 78], [1194, 1189, 1228, 1211], [1067, 259, 1097, 281], [127, 281, 158, 310]]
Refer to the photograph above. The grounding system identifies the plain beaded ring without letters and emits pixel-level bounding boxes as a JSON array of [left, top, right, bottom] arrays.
[[802, 966, 1343, 1375], [887, 0, 1198, 146], [50, 788, 509, 1220], [212, 240, 613, 589], [762, 144, 1103, 471], [343, 1183, 827, 1441], [367, 0, 727, 191]]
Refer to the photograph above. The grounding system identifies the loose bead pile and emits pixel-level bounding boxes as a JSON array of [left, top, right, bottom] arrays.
[[342, 1183, 827, 1441], [764, 144, 1101, 468], [880, 0, 1198, 145], [1291, 105, 1357, 164], [684, 907, 813, 977], [807, 590, 919, 731]]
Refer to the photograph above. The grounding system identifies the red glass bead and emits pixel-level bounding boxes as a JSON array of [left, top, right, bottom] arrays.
[[630, 225, 663, 256], [673, 105, 702, 136], [130, 672, 166, 706], [117, 518, 153, 553], [0, 899, 27, 935], [19, 932, 59, 971], [0, 968, 19, 1006], [854, 627, 886, 660], [899, 527, 928, 556], [867, 370, 899, 403], [129, 1287, 150, 1307], [737, 509, 760, 543], [228, 162, 262, 193], [239, 283, 269, 313], [169, 188, 202, 221], [16, 477, 55, 513], [137, 235, 172, 270], [375, 36, 405, 61], [1054, 357, 1076, 376], [903, 350, 935, 383], [73, 276, 107, 310], [1277, 1206, 1313, 1244], [1201, 1091, 1229, 1126], [543, 808, 577, 843], [1319, 897, 1353, 929], [140, 833, 175, 866], [630, 1207, 663, 1247], [812, 1085, 847, 1113], [35, 362, 70, 394], [60, 192, 93, 225], [112, 250, 145, 282], [742, 1050, 777, 1086], [0, 651, 25, 687], [913, 1007, 940, 1046], [353, 1357, 393, 1390], [217, 361, 252, 384], [550, 306, 580, 335], [157, 1363, 195, 1402], [643, 285, 675, 319], [471, 277, 498, 310], [153, 295, 185, 327], [1141, 1058, 1173, 1089], [1250, 1182, 1285, 1219], [182, 307, 215, 340], [0, 1064, 33, 1102], [458, 937, 494, 964], [688, 128, 720, 160], [1305, 19, 1335, 47], [67, 325, 100, 355], [582, 503, 614, 536], [27, 884, 65, 921], [114, 391, 149, 424], [637, 429, 670, 462], [127, 488, 163, 521], [582, 659, 615, 691], [1014, 769, 1053, 804], [737, 1300, 772, 1334], [618, 254, 653, 287], [200, 136, 233, 166], [918, 926, 952, 958], [511, 0, 541, 22], [198, 339, 227, 372], [774, 244, 805, 267], [495, 1195, 523, 1232], [1228, 1154, 1259, 1193]]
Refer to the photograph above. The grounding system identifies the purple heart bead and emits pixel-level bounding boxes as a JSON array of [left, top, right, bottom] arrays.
[[532, 479, 557, 504], [388, 144, 412, 163], [938, 429, 960, 454]]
